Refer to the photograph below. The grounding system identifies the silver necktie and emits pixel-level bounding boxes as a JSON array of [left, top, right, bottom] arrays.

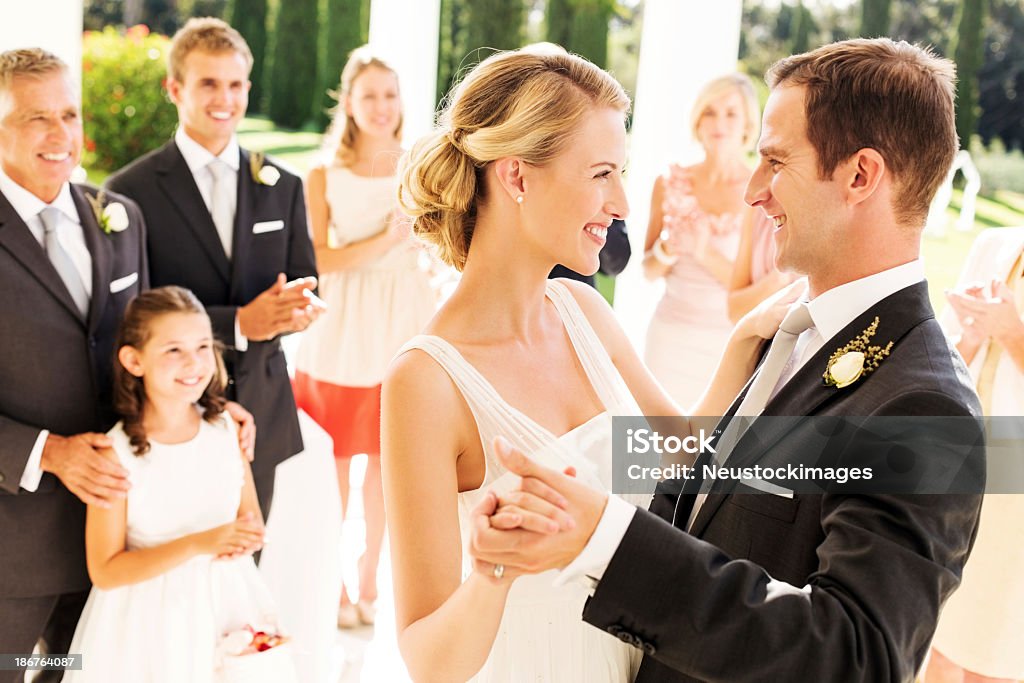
[[39, 207, 89, 318], [208, 159, 234, 259], [688, 302, 814, 530]]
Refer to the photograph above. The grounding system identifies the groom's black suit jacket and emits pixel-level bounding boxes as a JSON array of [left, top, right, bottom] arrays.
[[584, 281, 985, 682], [0, 184, 147, 599], [107, 141, 317, 516]]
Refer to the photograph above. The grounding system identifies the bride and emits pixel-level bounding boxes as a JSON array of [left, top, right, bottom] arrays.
[[381, 44, 797, 682]]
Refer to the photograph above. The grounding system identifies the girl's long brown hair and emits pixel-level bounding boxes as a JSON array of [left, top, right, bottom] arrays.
[[112, 286, 228, 455]]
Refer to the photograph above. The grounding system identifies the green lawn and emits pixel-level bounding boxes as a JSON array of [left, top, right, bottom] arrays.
[[88, 116, 1024, 314]]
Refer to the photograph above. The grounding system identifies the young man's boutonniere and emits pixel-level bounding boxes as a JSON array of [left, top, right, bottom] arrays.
[[823, 317, 894, 389], [249, 151, 280, 186], [85, 190, 129, 234]]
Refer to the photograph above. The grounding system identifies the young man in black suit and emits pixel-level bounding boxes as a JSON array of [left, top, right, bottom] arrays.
[[0, 49, 146, 683], [107, 18, 320, 521], [470, 38, 986, 682]]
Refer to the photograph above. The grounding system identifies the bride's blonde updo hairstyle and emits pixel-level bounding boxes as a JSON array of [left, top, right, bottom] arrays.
[[399, 43, 630, 271]]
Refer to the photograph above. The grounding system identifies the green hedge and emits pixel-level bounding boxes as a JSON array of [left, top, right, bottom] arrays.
[[82, 26, 178, 172]]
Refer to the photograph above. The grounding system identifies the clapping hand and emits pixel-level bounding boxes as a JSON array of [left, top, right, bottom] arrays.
[[946, 279, 1024, 345], [469, 437, 605, 580], [238, 273, 325, 341], [41, 433, 130, 508], [384, 209, 414, 248]]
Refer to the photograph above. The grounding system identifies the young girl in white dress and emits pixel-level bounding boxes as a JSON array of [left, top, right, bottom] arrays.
[[383, 45, 797, 683], [66, 287, 289, 683]]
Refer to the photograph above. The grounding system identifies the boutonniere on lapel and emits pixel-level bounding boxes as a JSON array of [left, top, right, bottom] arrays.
[[249, 151, 280, 186], [823, 317, 894, 389], [85, 189, 129, 235]]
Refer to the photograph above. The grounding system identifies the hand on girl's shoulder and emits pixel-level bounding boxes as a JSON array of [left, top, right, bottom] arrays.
[[104, 422, 139, 467]]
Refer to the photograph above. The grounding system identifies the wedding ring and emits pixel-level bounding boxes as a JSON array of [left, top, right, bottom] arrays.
[[493, 563, 505, 580], [964, 316, 975, 326]]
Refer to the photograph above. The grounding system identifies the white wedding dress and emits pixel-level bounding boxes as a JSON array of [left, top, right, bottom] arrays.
[[399, 280, 647, 682]]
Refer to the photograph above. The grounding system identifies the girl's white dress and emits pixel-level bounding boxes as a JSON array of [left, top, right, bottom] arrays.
[[398, 280, 648, 682], [66, 413, 282, 683]]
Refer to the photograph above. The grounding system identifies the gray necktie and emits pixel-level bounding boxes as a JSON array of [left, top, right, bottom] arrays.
[[687, 302, 814, 530], [208, 159, 234, 258], [39, 207, 89, 318], [734, 301, 815, 418]]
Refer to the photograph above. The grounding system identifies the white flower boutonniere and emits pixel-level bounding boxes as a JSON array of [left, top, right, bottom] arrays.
[[85, 190, 129, 234], [250, 151, 280, 186], [823, 317, 893, 389]]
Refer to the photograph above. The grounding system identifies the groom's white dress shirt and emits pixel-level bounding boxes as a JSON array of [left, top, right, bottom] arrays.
[[0, 169, 94, 493], [555, 259, 927, 588], [174, 127, 249, 351]]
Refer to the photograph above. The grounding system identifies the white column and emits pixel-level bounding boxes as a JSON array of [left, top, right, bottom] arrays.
[[614, 0, 744, 351], [368, 0, 441, 147], [0, 1, 84, 91]]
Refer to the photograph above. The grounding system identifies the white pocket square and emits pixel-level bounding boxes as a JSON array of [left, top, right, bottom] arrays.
[[252, 220, 284, 234], [109, 272, 138, 293], [742, 477, 794, 498]]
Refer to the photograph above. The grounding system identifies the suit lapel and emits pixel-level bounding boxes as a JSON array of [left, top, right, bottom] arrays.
[[0, 188, 87, 324], [72, 185, 112, 333], [688, 281, 936, 538], [231, 148, 254, 302], [155, 142, 231, 285]]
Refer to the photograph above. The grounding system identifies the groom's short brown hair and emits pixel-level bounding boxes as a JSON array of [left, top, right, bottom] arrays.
[[767, 38, 957, 227], [167, 17, 253, 82]]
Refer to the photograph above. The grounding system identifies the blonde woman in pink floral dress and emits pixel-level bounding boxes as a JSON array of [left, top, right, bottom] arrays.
[[643, 73, 763, 409]]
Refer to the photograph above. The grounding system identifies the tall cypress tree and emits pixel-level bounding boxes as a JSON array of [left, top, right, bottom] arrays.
[[268, 0, 319, 128], [860, 0, 892, 37], [951, 0, 988, 148], [569, 0, 613, 68], [315, 0, 368, 127], [791, 0, 814, 55], [546, 0, 575, 49], [436, 0, 467, 107], [228, 0, 269, 113], [462, 0, 525, 64]]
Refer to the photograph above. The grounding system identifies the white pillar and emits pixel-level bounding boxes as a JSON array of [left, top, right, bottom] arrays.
[[368, 0, 441, 147], [0, 1, 84, 92], [614, 0, 744, 352]]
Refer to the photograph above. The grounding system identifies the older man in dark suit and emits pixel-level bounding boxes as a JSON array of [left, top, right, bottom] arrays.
[[107, 18, 320, 521], [470, 38, 986, 682], [0, 49, 147, 683]]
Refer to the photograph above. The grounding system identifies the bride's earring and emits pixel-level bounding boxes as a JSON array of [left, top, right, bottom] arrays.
[[516, 195, 524, 205]]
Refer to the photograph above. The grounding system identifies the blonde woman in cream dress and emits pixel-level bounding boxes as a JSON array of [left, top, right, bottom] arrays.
[[292, 47, 435, 628], [926, 227, 1024, 683]]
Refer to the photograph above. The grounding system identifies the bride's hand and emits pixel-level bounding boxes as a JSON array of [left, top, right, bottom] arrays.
[[740, 276, 808, 340]]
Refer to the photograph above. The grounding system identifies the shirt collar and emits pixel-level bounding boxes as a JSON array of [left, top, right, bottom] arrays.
[[174, 127, 240, 174], [806, 260, 926, 343], [0, 166, 79, 225]]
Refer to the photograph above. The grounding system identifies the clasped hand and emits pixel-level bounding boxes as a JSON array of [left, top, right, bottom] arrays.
[[469, 437, 607, 582], [238, 273, 327, 341]]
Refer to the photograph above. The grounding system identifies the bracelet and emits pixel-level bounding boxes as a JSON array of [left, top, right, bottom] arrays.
[[649, 238, 679, 266]]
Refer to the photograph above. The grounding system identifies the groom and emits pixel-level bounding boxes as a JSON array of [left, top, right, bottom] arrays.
[[470, 38, 985, 682]]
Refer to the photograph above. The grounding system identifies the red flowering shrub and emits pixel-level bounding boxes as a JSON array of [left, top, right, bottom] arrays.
[[82, 26, 177, 172]]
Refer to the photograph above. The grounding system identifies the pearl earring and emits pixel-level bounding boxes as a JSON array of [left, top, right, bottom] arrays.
[[516, 195, 524, 204]]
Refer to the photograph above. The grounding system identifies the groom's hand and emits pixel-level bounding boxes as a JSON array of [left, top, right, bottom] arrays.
[[469, 437, 607, 574]]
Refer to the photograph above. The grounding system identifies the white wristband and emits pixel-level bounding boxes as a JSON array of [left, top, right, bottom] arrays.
[[650, 238, 678, 266]]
